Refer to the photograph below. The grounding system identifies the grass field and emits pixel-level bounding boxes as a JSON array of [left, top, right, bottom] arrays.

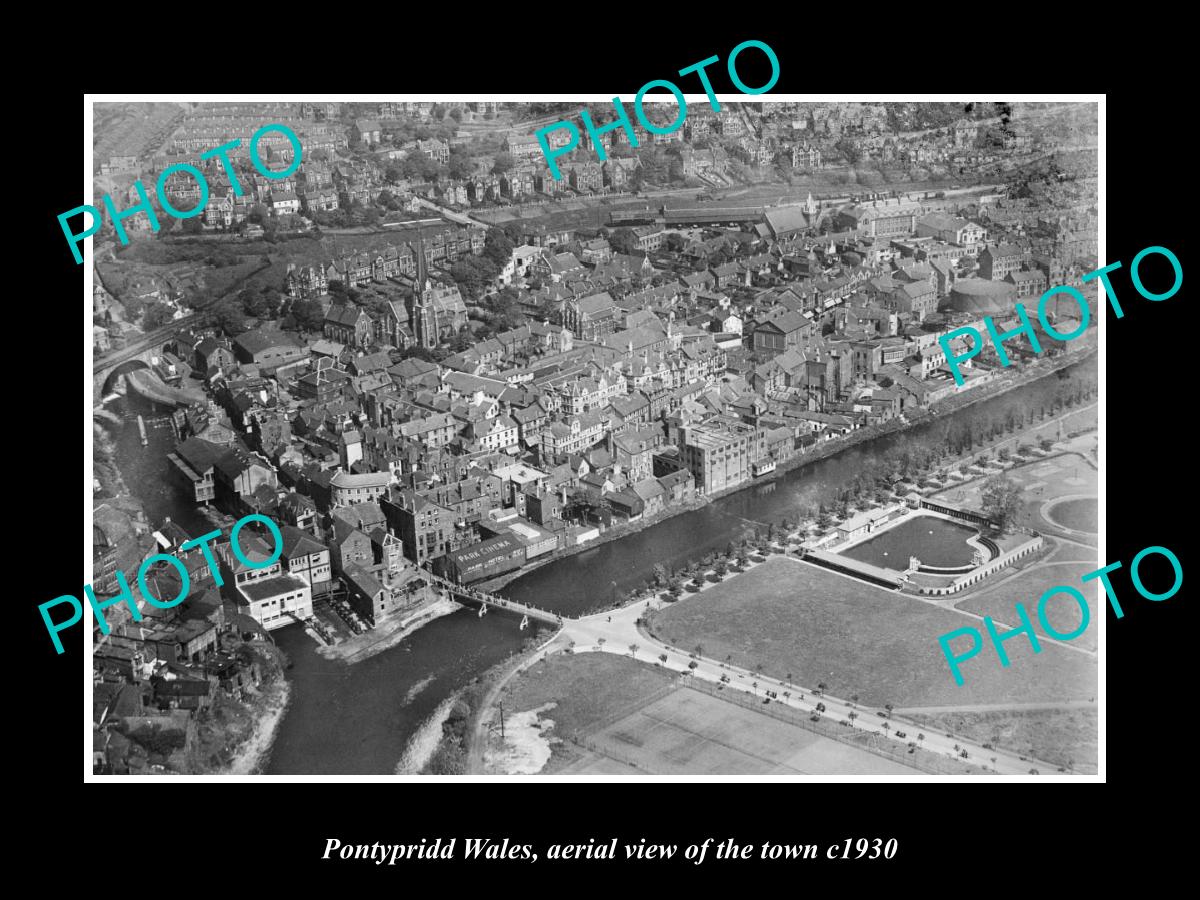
[[904, 707, 1098, 773], [647, 557, 1096, 709], [1046, 498, 1098, 532], [563, 687, 918, 776], [956, 557, 1101, 652], [495, 652, 674, 772]]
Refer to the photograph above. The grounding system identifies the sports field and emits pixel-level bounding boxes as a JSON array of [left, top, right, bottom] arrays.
[[1046, 497, 1098, 533], [560, 686, 917, 776], [647, 556, 1096, 708]]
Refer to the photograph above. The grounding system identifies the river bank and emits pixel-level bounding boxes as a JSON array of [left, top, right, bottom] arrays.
[[495, 353, 1097, 610], [479, 353, 1095, 602], [222, 678, 291, 775], [93, 417, 148, 522], [477, 493, 711, 595], [187, 640, 291, 775], [317, 596, 460, 665], [420, 627, 563, 775]]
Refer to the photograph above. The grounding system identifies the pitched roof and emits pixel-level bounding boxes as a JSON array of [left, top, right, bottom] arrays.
[[325, 303, 371, 328], [234, 327, 301, 356]]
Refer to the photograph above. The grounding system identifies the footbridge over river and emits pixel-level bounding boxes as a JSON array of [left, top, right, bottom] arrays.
[[427, 573, 564, 627]]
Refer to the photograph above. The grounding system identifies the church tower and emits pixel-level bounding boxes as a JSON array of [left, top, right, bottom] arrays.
[[409, 233, 436, 349]]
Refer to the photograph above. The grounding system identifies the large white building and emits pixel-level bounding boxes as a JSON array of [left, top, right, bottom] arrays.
[[220, 534, 313, 631], [330, 469, 391, 507]]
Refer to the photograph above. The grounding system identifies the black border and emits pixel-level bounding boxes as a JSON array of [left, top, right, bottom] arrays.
[[25, 27, 1189, 882]]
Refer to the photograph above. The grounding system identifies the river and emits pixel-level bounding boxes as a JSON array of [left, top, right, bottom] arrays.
[[99, 357, 1095, 773]]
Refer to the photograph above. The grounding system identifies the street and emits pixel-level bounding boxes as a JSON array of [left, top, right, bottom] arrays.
[[559, 574, 1065, 776]]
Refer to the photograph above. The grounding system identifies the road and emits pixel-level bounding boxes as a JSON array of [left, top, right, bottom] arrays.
[[124, 367, 206, 407], [414, 197, 492, 229], [558, 559, 1067, 776]]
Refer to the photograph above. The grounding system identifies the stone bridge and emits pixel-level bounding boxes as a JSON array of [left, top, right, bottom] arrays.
[[95, 350, 163, 403]]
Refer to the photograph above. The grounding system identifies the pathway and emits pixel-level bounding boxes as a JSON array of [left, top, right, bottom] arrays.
[[558, 556, 1067, 776], [894, 700, 1096, 715]]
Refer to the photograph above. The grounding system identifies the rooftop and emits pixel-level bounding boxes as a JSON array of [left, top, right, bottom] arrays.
[[238, 574, 309, 603]]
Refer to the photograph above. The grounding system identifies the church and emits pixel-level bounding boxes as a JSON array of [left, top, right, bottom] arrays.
[[407, 233, 469, 348]]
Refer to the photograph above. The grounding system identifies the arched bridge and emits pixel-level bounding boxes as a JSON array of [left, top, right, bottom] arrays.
[[93, 313, 204, 399], [100, 356, 158, 396]]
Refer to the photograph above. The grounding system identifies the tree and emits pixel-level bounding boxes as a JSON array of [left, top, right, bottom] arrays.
[[181, 217, 204, 235], [482, 228, 515, 267], [651, 563, 671, 588], [628, 643, 639, 657], [449, 255, 500, 301], [608, 227, 639, 255], [499, 221, 525, 245], [981, 475, 1023, 533], [835, 136, 862, 164], [289, 297, 325, 333], [447, 148, 474, 180], [210, 295, 247, 335], [491, 152, 515, 175], [401, 153, 441, 182], [142, 301, 174, 329]]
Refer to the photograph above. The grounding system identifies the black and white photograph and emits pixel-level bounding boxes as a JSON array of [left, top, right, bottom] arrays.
[[79, 96, 1106, 781]]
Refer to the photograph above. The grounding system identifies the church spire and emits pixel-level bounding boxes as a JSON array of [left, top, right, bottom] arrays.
[[416, 230, 429, 293]]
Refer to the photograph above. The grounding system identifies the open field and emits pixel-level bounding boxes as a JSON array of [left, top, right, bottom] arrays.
[[956, 553, 1100, 652], [903, 707, 1097, 773], [491, 652, 674, 773], [647, 557, 1096, 709], [561, 686, 919, 775], [1046, 497, 1097, 533]]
